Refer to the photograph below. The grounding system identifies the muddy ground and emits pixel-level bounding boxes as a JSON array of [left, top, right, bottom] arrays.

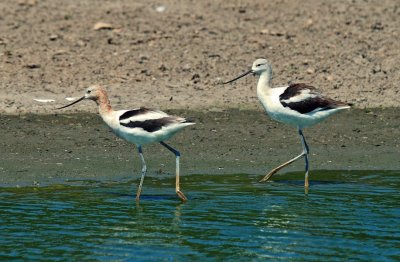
[[0, 109, 398, 187], [0, 0, 399, 114], [0, 1, 399, 186]]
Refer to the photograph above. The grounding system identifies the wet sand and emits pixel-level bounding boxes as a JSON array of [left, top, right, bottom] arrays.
[[0, 109, 398, 187]]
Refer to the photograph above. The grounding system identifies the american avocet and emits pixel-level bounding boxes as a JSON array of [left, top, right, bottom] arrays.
[[57, 85, 194, 201], [223, 58, 350, 188]]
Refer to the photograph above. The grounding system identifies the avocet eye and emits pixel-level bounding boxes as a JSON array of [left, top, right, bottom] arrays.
[[256, 64, 262, 67], [87, 90, 91, 94]]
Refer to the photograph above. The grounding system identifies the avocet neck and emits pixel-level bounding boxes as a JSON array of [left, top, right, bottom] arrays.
[[256, 65, 273, 97], [94, 91, 122, 135], [96, 91, 113, 116]]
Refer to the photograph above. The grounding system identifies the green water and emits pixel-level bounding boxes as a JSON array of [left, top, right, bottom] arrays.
[[1, 171, 399, 260]]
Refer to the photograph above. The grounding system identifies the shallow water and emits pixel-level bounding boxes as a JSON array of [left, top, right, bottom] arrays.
[[1, 170, 399, 260]]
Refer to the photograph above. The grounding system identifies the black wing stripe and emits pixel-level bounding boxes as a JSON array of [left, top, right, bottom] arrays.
[[120, 117, 176, 132], [280, 83, 348, 114], [281, 98, 336, 114], [279, 83, 314, 100], [119, 107, 152, 121]]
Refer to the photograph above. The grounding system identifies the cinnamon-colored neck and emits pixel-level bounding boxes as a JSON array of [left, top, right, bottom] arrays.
[[96, 89, 112, 114]]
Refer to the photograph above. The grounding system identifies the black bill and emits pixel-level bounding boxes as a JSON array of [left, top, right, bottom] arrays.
[[222, 69, 253, 84], [57, 96, 85, 109]]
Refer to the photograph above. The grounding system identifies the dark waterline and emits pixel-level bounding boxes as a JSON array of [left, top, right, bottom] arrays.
[[1, 170, 399, 260]]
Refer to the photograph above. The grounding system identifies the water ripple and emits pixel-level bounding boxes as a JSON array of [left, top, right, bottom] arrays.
[[0, 170, 399, 260]]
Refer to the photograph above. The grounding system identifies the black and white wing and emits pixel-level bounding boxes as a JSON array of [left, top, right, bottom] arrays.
[[279, 83, 348, 114], [118, 107, 193, 132]]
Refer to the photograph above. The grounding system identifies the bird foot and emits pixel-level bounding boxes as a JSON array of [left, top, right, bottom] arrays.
[[176, 190, 188, 202], [259, 169, 278, 183], [305, 179, 309, 189]]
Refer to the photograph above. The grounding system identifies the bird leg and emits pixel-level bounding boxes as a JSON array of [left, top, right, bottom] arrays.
[[259, 151, 306, 182], [136, 146, 147, 201], [160, 141, 188, 202], [299, 129, 310, 188], [259, 129, 310, 186], [175, 155, 188, 202]]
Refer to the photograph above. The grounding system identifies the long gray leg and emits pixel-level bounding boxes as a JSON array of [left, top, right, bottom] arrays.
[[136, 145, 147, 201], [299, 129, 310, 188], [160, 141, 187, 202], [259, 128, 308, 184]]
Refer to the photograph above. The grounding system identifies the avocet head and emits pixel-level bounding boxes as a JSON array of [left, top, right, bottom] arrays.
[[223, 58, 272, 84], [84, 85, 105, 101], [57, 85, 106, 109], [251, 58, 271, 75]]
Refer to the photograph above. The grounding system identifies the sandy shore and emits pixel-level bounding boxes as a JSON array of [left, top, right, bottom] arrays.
[[0, 0, 399, 114], [0, 109, 398, 187], [1, 1, 399, 186]]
